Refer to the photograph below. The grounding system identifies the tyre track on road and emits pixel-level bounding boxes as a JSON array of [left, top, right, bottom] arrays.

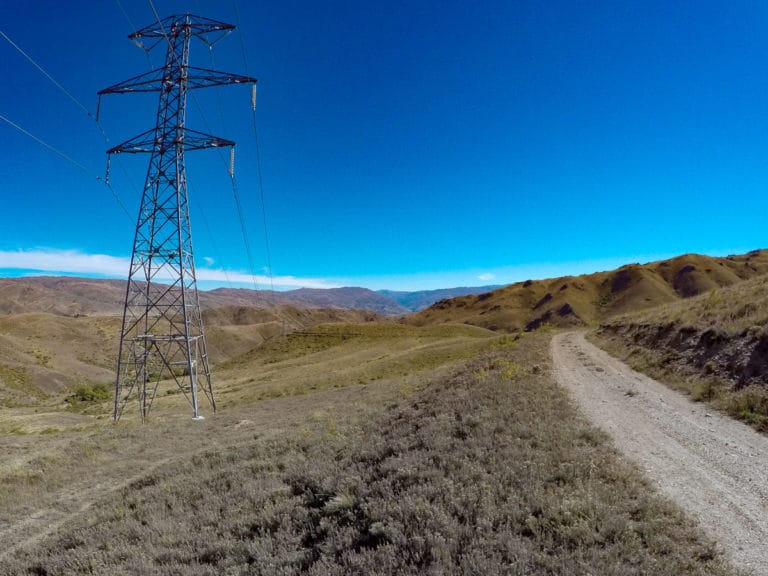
[[552, 331, 768, 575]]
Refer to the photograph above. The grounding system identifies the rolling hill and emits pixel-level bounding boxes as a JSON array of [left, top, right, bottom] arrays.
[[596, 267, 768, 386], [0, 305, 383, 408], [0, 254, 749, 574], [0, 277, 409, 316], [409, 249, 768, 332], [208, 286, 410, 315], [0, 277, 127, 316]]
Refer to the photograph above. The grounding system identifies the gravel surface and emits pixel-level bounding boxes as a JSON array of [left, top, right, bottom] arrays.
[[552, 331, 768, 576]]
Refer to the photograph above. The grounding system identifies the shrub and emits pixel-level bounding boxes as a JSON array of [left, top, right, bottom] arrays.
[[69, 382, 111, 403]]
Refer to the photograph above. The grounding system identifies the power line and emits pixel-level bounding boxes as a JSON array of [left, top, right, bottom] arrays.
[[230, 169, 263, 291], [231, 0, 251, 72], [251, 114, 276, 292], [114, 0, 139, 33], [0, 29, 93, 118], [145, 0, 166, 42], [146, 2, 270, 293], [188, 180, 234, 289], [0, 113, 133, 220], [143, 1, 274, 296], [1, 113, 91, 172], [114, 0, 154, 68], [206, 46, 269, 292], [231, 1, 277, 292], [1, 26, 140, 216]]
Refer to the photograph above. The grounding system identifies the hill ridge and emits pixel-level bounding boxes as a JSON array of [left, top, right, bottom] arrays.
[[408, 249, 768, 332]]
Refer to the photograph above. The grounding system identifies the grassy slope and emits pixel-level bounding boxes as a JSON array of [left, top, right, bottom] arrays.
[[1, 330, 735, 575], [408, 250, 768, 332], [0, 314, 121, 406], [0, 307, 383, 412], [593, 273, 768, 432]]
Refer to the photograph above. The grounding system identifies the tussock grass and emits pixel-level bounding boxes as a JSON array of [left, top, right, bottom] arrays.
[[2, 333, 735, 575]]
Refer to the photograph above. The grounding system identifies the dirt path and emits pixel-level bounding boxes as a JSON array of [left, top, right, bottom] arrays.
[[552, 331, 768, 575]]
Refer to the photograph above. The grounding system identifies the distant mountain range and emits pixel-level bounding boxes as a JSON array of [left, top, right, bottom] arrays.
[[0, 276, 499, 317], [378, 286, 502, 312]]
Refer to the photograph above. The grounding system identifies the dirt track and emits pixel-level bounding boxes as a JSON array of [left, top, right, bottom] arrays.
[[552, 331, 768, 576]]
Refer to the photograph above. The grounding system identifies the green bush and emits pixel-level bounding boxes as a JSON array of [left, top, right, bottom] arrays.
[[69, 382, 111, 402]]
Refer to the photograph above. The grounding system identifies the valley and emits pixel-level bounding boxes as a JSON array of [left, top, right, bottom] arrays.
[[2, 250, 768, 573]]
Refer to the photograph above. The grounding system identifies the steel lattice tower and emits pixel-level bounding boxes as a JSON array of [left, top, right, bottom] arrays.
[[99, 14, 256, 420]]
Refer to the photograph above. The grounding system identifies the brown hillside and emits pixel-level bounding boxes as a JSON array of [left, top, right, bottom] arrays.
[[203, 305, 384, 365], [0, 306, 384, 407], [408, 249, 768, 332], [0, 313, 121, 405], [208, 287, 409, 315], [0, 277, 127, 316]]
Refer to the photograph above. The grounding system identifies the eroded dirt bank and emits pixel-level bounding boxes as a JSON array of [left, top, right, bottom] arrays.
[[598, 320, 768, 388]]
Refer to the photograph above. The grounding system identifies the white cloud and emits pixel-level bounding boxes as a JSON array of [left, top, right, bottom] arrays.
[[0, 249, 129, 276], [0, 249, 339, 290], [195, 268, 338, 289], [202, 256, 215, 266], [477, 272, 496, 282]]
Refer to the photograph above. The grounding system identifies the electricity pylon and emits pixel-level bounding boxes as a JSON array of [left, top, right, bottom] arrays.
[[99, 14, 256, 420]]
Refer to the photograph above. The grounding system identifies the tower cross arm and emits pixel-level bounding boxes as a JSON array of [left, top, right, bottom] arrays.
[[99, 67, 256, 95], [107, 127, 235, 155], [130, 13, 235, 41]]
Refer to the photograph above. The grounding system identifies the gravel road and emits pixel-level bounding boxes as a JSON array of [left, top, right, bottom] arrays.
[[552, 331, 768, 575]]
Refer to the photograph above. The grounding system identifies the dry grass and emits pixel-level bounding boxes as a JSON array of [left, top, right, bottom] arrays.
[[611, 274, 768, 336], [0, 331, 737, 575], [408, 250, 768, 332], [0, 314, 120, 407], [0, 309, 387, 411]]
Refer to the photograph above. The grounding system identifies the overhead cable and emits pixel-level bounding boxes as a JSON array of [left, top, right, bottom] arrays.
[[0, 113, 133, 221]]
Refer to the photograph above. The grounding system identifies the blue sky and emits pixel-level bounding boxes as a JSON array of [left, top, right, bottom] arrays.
[[1, 1, 767, 291]]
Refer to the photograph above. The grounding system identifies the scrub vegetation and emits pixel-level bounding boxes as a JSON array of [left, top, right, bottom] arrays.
[[1, 329, 735, 575]]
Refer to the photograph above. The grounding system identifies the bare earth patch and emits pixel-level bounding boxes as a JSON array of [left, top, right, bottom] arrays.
[[552, 331, 768, 575]]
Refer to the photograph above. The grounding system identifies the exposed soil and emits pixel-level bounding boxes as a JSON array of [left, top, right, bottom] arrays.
[[552, 331, 768, 576], [598, 321, 768, 388]]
